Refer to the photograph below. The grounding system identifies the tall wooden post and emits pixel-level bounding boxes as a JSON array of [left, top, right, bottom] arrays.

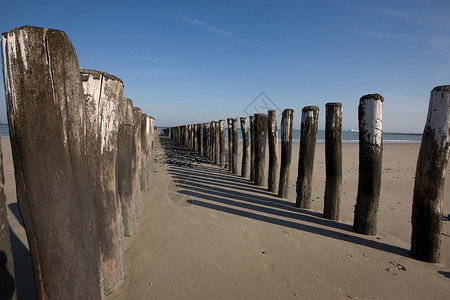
[[118, 97, 137, 236], [353, 94, 383, 235], [203, 123, 208, 157], [268, 110, 279, 193], [215, 121, 220, 165], [210, 121, 215, 161], [254, 114, 268, 186], [2, 26, 102, 299], [411, 86, 450, 262], [324, 103, 343, 220], [278, 109, 294, 198], [219, 120, 226, 167], [227, 118, 233, 170], [132, 107, 142, 219], [232, 118, 239, 174], [197, 123, 203, 155], [240, 117, 250, 177], [296, 106, 319, 209], [250, 115, 256, 182], [81, 68, 124, 295]]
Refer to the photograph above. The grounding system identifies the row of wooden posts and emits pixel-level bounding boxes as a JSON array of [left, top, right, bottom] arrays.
[[165, 87, 450, 264], [0, 26, 156, 299]]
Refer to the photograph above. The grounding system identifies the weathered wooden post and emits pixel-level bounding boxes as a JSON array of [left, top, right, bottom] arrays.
[[2, 26, 102, 299], [81, 68, 124, 294], [254, 114, 268, 186], [411, 86, 450, 262], [0, 137, 16, 299], [250, 115, 256, 182], [215, 121, 220, 165], [209, 121, 214, 161], [219, 120, 226, 167], [203, 123, 208, 158], [197, 123, 203, 155], [184, 124, 189, 147], [240, 117, 250, 177], [268, 110, 279, 193], [227, 118, 233, 170], [118, 97, 137, 236], [232, 118, 239, 174], [353, 94, 383, 235], [140, 114, 150, 191], [278, 109, 294, 198], [133, 107, 142, 218], [323, 103, 343, 220], [296, 106, 319, 209]]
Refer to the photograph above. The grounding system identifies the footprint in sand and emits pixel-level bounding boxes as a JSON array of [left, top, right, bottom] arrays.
[[263, 262, 290, 289]]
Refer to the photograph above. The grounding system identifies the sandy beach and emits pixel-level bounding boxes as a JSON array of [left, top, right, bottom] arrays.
[[4, 136, 450, 299]]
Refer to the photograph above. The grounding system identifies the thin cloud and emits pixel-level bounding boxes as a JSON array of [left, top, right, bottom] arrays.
[[178, 15, 236, 38], [127, 55, 175, 63], [379, 8, 412, 22], [350, 28, 450, 48], [350, 28, 420, 42]]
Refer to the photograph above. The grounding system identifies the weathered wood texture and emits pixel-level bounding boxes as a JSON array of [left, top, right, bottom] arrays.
[[132, 107, 142, 219], [232, 118, 239, 174], [227, 118, 233, 170], [254, 114, 268, 186], [81, 68, 124, 295], [250, 116, 256, 182], [118, 98, 137, 236], [0, 137, 16, 299], [197, 123, 203, 155], [2, 26, 102, 299], [219, 120, 226, 167], [215, 121, 220, 165], [353, 94, 383, 235], [203, 123, 209, 158], [324, 102, 343, 220], [240, 117, 250, 177], [268, 110, 279, 193], [278, 109, 294, 198], [411, 86, 450, 262], [210, 121, 215, 161], [296, 106, 319, 209]]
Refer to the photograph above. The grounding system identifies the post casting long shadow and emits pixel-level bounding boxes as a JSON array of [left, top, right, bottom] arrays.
[[160, 138, 410, 258]]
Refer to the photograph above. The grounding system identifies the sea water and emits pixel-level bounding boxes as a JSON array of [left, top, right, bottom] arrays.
[[158, 127, 422, 143]]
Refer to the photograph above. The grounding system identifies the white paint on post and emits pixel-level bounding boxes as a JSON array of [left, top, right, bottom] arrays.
[[428, 88, 450, 149], [360, 99, 383, 147]]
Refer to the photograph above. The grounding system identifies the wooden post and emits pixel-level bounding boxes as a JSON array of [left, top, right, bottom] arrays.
[[215, 121, 220, 165], [118, 97, 137, 236], [203, 123, 208, 157], [254, 114, 268, 186], [324, 103, 343, 220], [250, 115, 256, 182], [2, 26, 102, 299], [197, 123, 203, 155], [240, 117, 250, 177], [353, 94, 383, 235], [140, 114, 150, 191], [278, 109, 294, 198], [132, 107, 142, 219], [268, 110, 279, 193], [411, 86, 450, 262], [296, 106, 319, 209], [232, 118, 239, 174], [0, 137, 16, 299], [227, 118, 233, 170], [81, 68, 124, 295], [209, 121, 214, 161], [219, 120, 226, 167]]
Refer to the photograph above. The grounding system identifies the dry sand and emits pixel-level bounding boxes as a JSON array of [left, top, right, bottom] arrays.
[[4, 137, 450, 299]]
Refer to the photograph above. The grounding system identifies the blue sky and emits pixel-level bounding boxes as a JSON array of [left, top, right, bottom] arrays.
[[1, 0, 450, 132]]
